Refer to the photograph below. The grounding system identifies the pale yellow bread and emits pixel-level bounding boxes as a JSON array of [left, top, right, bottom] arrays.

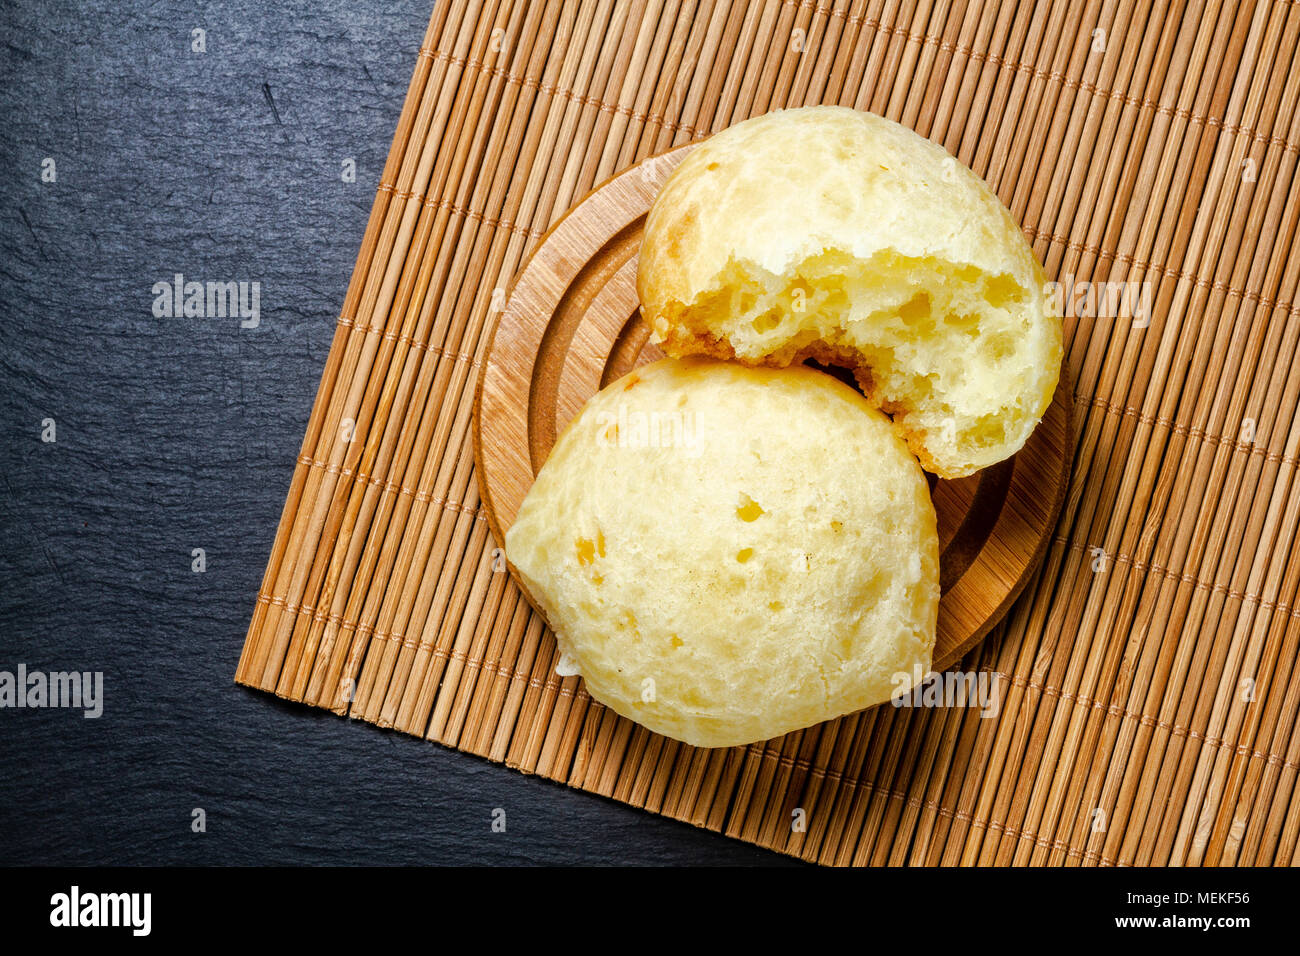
[[638, 105, 1063, 478], [504, 357, 939, 749]]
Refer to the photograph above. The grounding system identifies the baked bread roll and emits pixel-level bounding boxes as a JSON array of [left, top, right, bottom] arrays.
[[638, 105, 1062, 478], [504, 357, 939, 749]]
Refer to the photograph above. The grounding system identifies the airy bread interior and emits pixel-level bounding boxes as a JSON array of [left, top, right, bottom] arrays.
[[654, 247, 1048, 478], [638, 106, 1062, 479]]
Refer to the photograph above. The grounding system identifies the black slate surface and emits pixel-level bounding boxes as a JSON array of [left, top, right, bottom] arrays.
[[0, 0, 794, 865]]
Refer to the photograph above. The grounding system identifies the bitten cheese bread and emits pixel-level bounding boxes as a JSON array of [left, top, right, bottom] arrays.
[[638, 105, 1063, 478], [504, 357, 939, 749]]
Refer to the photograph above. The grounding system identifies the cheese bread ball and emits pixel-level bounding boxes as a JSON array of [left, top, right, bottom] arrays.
[[504, 357, 939, 748], [638, 106, 1063, 478]]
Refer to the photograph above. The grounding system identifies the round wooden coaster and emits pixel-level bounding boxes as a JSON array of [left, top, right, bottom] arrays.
[[474, 145, 1074, 671]]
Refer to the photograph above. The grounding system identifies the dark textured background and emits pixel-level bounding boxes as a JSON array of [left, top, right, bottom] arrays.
[[0, 0, 791, 865]]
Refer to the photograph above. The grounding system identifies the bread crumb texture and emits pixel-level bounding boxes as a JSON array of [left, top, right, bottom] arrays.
[[638, 106, 1063, 478], [505, 357, 939, 748]]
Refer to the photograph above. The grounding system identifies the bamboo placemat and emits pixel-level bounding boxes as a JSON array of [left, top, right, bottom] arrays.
[[235, 0, 1300, 865]]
